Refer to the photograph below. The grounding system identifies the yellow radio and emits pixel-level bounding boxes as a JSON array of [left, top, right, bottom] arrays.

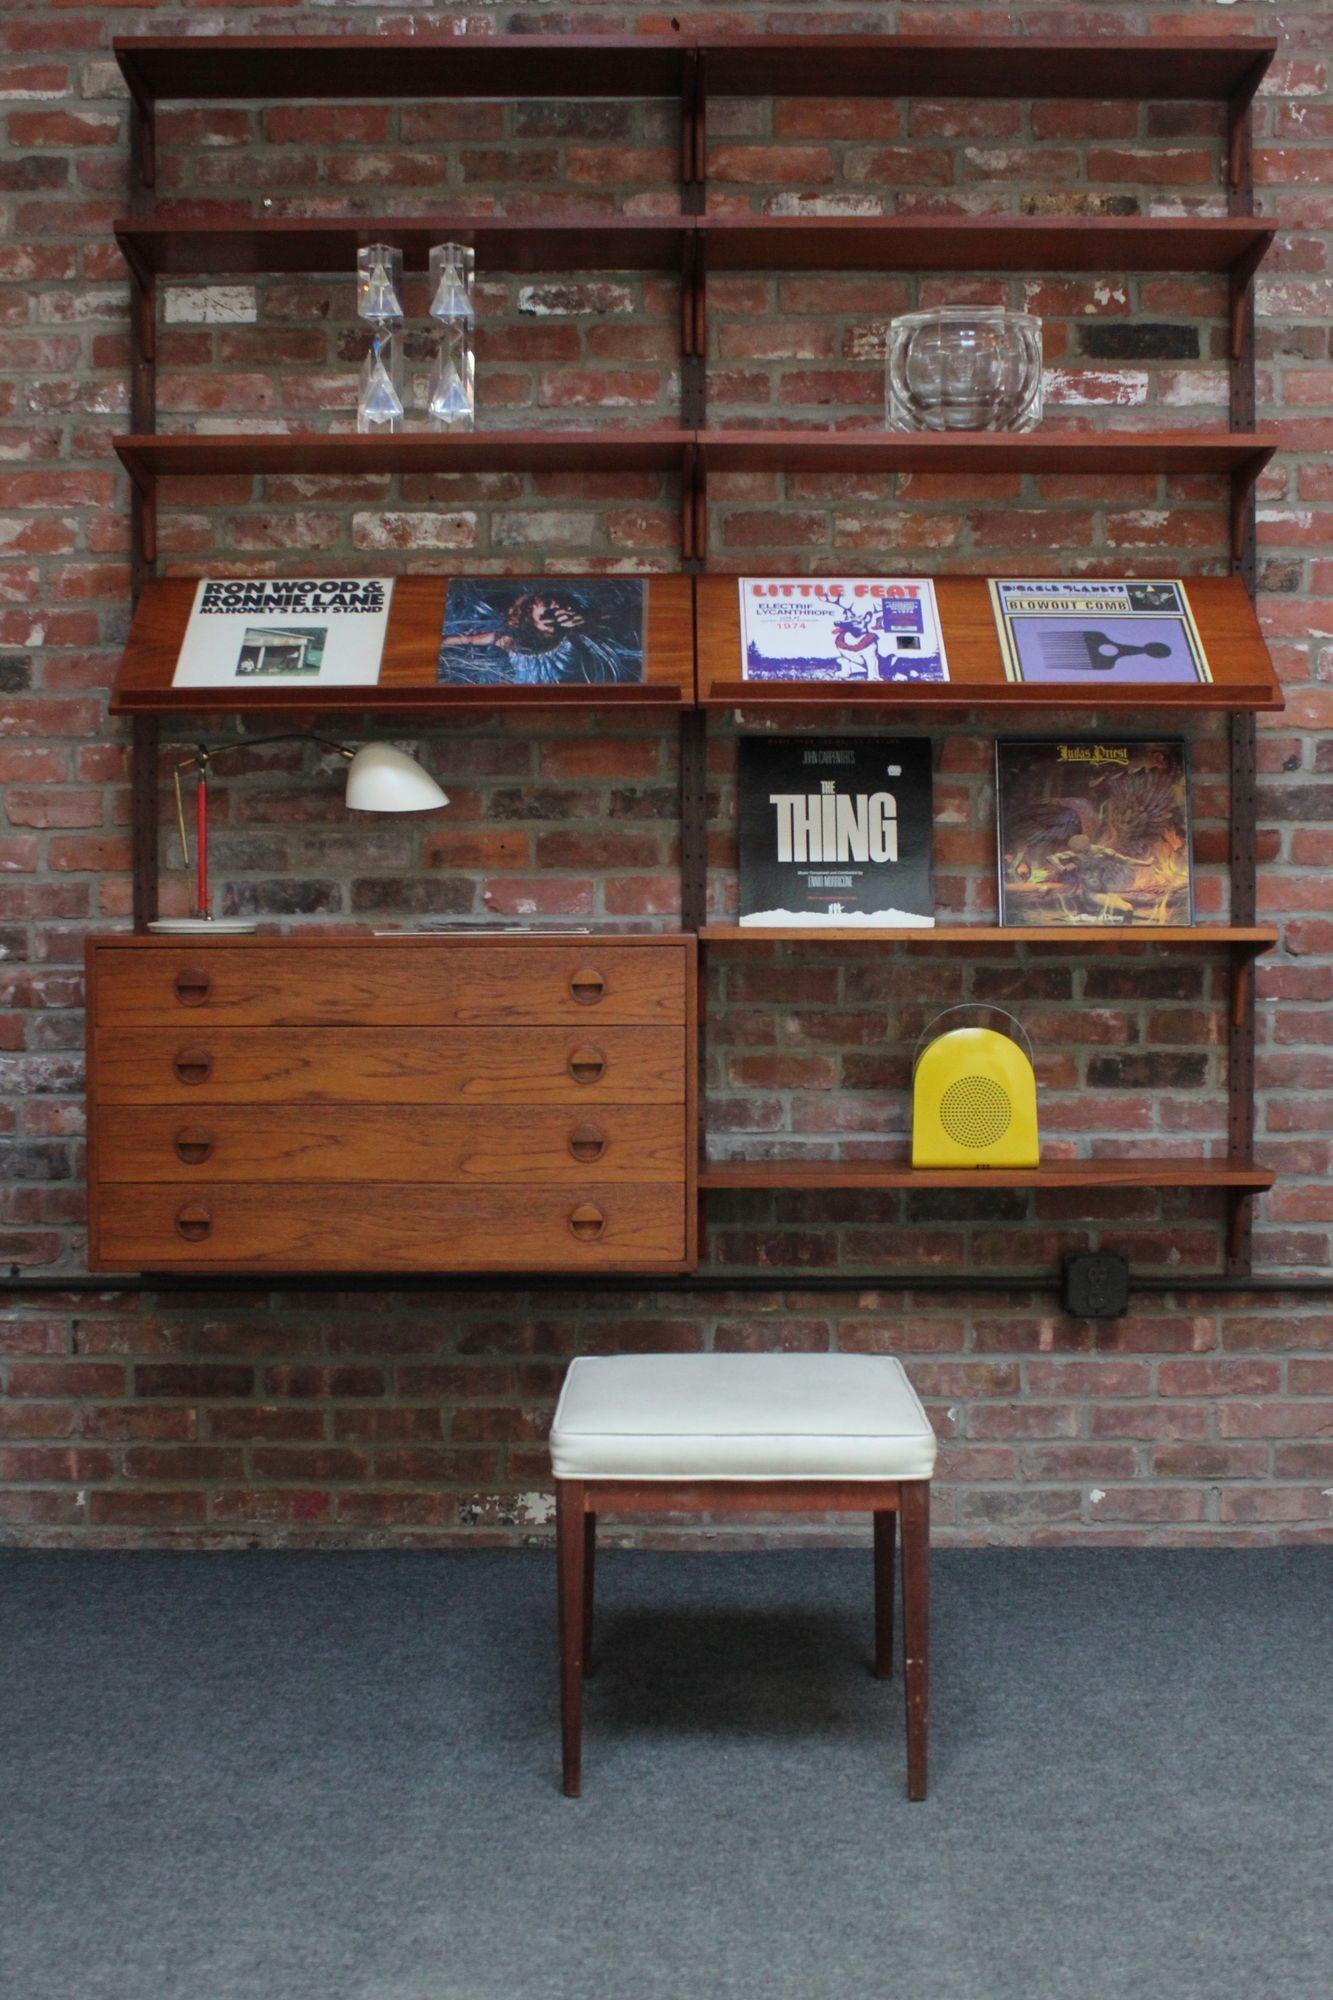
[[911, 1007, 1039, 1170]]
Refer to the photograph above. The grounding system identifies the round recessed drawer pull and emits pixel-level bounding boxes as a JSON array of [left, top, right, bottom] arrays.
[[172, 1048, 213, 1086], [175, 1203, 213, 1243], [567, 1046, 606, 1086], [568, 1203, 606, 1243], [569, 967, 606, 1006], [173, 1126, 215, 1166], [172, 967, 212, 1006], [567, 1123, 607, 1164]]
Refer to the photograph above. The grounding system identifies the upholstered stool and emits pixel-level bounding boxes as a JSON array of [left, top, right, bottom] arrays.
[[549, 1352, 938, 1800]]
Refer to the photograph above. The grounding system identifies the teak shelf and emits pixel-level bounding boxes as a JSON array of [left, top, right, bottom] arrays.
[[110, 26, 1278, 1281], [698, 1160, 1275, 1194], [115, 32, 1275, 119], [114, 214, 1275, 281], [112, 574, 695, 715], [698, 927, 1277, 952], [109, 573, 1283, 718], [695, 573, 1281, 713]]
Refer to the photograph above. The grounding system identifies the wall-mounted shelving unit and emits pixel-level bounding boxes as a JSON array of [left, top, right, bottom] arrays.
[[110, 25, 1279, 1281]]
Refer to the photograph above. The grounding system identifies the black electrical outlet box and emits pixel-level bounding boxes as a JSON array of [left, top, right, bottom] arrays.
[[1063, 1252, 1130, 1319]]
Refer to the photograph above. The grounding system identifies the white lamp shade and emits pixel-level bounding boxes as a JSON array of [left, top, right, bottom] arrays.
[[343, 742, 448, 814]]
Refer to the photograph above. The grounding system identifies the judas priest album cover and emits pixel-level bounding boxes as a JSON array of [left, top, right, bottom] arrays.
[[737, 736, 934, 928], [996, 737, 1194, 927]]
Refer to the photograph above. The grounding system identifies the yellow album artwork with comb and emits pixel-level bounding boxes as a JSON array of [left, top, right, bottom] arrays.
[[989, 578, 1212, 687], [996, 737, 1194, 928]]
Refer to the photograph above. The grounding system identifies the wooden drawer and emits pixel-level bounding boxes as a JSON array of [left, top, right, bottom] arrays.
[[93, 1026, 685, 1106], [91, 1183, 688, 1272], [91, 942, 687, 1027], [94, 1104, 686, 1184]]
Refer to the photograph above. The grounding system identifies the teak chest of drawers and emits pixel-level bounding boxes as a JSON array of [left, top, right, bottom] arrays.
[[85, 933, 697, 1274]]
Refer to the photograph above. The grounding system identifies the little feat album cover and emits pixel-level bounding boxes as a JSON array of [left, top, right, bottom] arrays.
[[738, 736, 935, 928], [739, 578, 949, 684], [437, 577, 646, 687], [996, 737, 1194, 927], [989, 579, 1212, 687], [171, 578, 393, 689]]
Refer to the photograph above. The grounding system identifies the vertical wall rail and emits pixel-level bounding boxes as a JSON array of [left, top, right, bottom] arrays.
[[678, 707, 708, 933], [1224, 73, 1263, 1276], [124, 128, 159, 928], [678, 707, 710, 1253], [130, 717, 160, 930]]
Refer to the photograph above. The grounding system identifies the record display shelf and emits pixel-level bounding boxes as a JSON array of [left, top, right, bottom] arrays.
[[111, 26, 1278, 1278]]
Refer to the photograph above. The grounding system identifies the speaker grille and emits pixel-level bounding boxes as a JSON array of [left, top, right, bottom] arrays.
[[939, 1073, 1012, 1149]]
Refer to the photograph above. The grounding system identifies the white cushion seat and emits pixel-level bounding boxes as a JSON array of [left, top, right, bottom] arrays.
[[550, 1353, 937, 1483]]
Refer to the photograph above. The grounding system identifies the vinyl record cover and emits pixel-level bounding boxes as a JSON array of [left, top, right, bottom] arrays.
[[437, 576, 645, 687], [996, 737, 1194, 927], [172, 577, 392, 688], [989, 578, 1212, 686], [738, 577, 949, 684], [738, 736, 935, 928]]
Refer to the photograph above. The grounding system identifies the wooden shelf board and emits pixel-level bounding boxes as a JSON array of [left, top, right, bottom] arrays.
[[115, 33, 1274, 106], [114, 429, 693, 485], [116, 214, 690, 279], [115, 429, 1274, 485], [117, 214, 1275, 281], [699, 925, 1277, 951], [701, 35, 1274, 101], [114, 35, 692, 105], [699, 1159, 1275, 1193], [110, 573, 696, 716], [699, 681, 1282, 714], [699, 429, 1275, 478], [696, 573, 1283, 715], [701, 216, 1275, 276]]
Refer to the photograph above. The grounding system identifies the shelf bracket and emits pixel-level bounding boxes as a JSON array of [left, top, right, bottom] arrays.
[[680, 441, 697, 563], [1225, 1189, 1254, 1278], [692, 50, 708, 197], [1225, 63, 1265, 200], [127, 85, 155, 193], [680, 49, 704, 215], [692, 445, 708, 569]]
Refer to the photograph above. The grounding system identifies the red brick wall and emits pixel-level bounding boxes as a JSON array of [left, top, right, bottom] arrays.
[[2, 2, 1331, 1546]]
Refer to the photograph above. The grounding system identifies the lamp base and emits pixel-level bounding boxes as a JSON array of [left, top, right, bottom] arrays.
[[147, 917, 259, 935]]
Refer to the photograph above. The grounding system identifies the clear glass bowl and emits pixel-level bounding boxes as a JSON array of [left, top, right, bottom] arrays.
[[885, 308, 1043, 432]]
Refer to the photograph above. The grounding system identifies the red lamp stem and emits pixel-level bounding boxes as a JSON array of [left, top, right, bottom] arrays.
[[195, 762, 209, 920]]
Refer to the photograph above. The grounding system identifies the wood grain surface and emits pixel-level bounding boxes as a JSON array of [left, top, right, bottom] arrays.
[[94, 1104, 685, 1183], [93, 1025, 687, 1105], [696, 573, 1282, 709], [111, 570, 694, 713], [94, 942, 689, 1025], [92, 1182, 688, 1271]]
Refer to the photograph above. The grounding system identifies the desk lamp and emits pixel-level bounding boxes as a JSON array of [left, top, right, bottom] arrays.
[[150, 734, 448, 935]]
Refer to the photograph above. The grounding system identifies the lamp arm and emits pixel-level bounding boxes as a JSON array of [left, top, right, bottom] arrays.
[[167, 734, 353, 893], [173, 731, 353, 767]]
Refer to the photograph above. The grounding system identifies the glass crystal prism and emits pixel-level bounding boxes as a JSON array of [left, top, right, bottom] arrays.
[[428, 242, 476, 325], [356, 242, 404, 325], [358, 333, 404, 433], [427, 324, 475, 431]]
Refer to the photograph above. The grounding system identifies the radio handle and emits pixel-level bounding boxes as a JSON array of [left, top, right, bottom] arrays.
[[910, 1004, 1035, 1077]]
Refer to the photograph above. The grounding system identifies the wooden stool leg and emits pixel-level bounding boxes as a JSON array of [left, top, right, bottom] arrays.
[[873, 1508, 896, 1679], [555, 1479, 586, 1798], [899, 1480, 931, 1802], [582, 1510, 597, 1674]]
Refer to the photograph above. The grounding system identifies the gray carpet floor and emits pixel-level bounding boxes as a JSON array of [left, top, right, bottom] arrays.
[[1, 1549, 1329, 2000]]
